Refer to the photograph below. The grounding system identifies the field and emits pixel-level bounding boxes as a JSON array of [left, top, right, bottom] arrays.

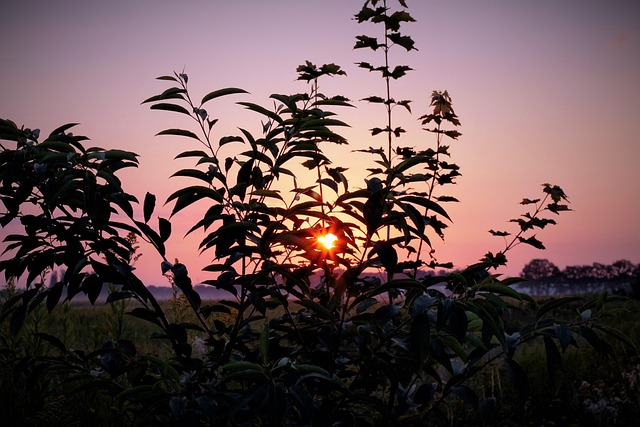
[[1, 292, 639, 426]]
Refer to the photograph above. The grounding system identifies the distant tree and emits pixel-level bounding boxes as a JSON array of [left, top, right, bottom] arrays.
[[563, 264, 590, 281], [521, 258, 560, 281], [562, 260, 637, 283], [590, 262, 610, 280], [608, 259, 636, 280]]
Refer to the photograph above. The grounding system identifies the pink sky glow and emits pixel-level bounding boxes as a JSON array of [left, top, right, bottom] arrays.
[[1, 0, 639, 286]]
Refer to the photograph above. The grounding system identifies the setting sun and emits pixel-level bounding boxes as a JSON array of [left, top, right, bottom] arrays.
[[317, 233, 338, 250]]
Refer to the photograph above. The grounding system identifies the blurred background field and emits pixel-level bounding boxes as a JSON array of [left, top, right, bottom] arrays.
[[1, 288, 639, 426]]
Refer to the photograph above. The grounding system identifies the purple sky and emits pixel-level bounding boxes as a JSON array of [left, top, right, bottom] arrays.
[[2, 0, 639, 285]]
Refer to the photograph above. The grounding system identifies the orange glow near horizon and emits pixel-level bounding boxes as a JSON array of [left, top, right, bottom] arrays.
[[317, 233, 338, 250]]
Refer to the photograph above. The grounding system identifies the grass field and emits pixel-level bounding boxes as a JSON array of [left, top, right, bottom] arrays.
[[1, 292, 639, 426]]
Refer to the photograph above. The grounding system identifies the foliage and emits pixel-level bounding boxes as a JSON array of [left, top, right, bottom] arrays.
[[0, 1, 635, 425]]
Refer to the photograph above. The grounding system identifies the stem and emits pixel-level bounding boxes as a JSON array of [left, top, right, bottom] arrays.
[[413, 122, 442, 278], [383, 0, 393, 242], [502, 193, 551, 255]]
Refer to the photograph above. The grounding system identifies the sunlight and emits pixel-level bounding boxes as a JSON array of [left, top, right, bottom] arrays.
[[317, 233, 338, 250]]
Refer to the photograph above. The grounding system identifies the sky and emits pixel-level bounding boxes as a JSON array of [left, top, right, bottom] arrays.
[[1, 0, 639, 286]]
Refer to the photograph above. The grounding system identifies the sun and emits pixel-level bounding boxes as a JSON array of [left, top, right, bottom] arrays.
[[317, 233, 338, 250]]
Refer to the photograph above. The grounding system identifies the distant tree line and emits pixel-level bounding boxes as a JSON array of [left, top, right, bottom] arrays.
[[520, 259, 640, 296]]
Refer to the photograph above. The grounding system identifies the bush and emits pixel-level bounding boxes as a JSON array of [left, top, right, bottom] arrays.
[[0, 1, 635, 425]]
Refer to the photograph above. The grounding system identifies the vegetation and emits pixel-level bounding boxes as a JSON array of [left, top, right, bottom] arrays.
[[520, 259, 639, 295], [0, 1, 636, 425]]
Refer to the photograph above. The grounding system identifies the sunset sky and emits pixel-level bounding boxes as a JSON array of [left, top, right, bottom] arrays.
[[1, 0, 639, 285]]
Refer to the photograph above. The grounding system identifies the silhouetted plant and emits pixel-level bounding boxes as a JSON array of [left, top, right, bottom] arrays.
[[0, 1, 636, 426]]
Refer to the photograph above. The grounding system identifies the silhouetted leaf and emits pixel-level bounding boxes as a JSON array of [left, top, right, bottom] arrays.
[[34, 332, 66, 354], [46, 282, 64, 313], [536, 297, 583, 321], [388, 32, 416, 51], [372, 304, 401, 325], [354, 35, 380, 50], [363, 191, 385, 237], [143, 192, 156, 223], [410, 312, 430, 365], [505, 359, 530, 398], [372, 241, 398, 281], [159, 218, 171, 242], [126, 307, 161, 326], [398, 195, 450, 220], [150, 103, 191, 116], [170, 168, 211, 183], [297, 300, 334, 322], [156, 128, 201, 142], [451, 385, 479, 410], [141, 87, 186, 104], [201, 87, 248, 105], [543, 335, 562, 393], [49, 123, 79, 136]]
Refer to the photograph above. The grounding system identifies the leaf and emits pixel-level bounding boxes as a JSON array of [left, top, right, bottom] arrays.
[[356, 298, 379, 314], [10, 304, 27, 335], [362, 96, 386, 103], [150, 103, 191, 116], [250, 189, 284, 202], [388, 32, 416, 51], [37, 140, 75, 153], [159, 218, 171, 242], [593, 324, 638, 353], [201, 87, 248, 105], [166, 186, 224, 217], [543, 335, 562, 394], [448, 306, 468, 343], [155, 75, 178, 82], [505, 359, 531, 398], [49, 123, 79, 136], [296, 300, 334, 322], [372, 241, 398, 281], [398, 195, 451, 221], [170, 168, 211, 183], [141, 87, 186, 104], [451, 385, 479, 410], [389, 65, 413, 79], [126, 307, 162, 327], [536, 297, 583, 321], [476, 283, 524, 301], [46, 282, 64, 313], [143, 192, 156, 223], [410, 312, 430, 366], [553, 323, 573, 351], [372, 304, 401, 325], [156, 128, 202, 142], [518, 235, 545, 250], [575, 326, 612, 356], [175, 150, 209, 159], [394, 155, 430, 175], [520, 198, 540, 205], [82, 273, 104, 305], [34, 332, 66, 354], [354, 35, 380, 50], [260, 322, 269, 366], [238, 102, 283, 123], [363, 191, 385, 237], [219, 135, 244, 146]]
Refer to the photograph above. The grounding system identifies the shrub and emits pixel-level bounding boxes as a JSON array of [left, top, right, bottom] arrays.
[[0, 1, 635, 425]]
